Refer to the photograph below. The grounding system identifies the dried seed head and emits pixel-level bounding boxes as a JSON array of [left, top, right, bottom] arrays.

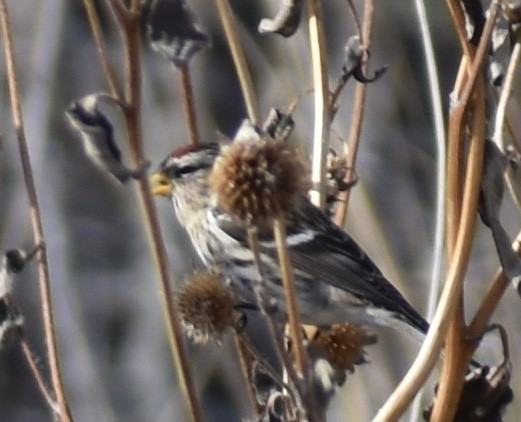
[[311, 323, 377, 374], [209, 138, 309, 225], [424, 364, 513, 421], [177, 270, 236, 345]]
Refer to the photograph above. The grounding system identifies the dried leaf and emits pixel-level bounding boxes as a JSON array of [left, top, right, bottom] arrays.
[[258, 0, 303, 37], [65, 94, 149, 184], [147, 0, 209, 67], [0, 247, 38, 298], [262, 108, 295, 141], [479, 141, 521, 295], [0, 301, 23, 349], [424, 326, 513, 421], [342, 36, 388, 84]]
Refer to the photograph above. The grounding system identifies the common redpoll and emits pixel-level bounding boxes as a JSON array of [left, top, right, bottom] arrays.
[[152, 142, 429, 340]]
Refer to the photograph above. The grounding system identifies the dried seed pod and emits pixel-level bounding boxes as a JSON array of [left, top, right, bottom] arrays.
[[177, 270, 238, 344], [210, 135, 309, 225], [258, 0, 303, 37], [424, 324, 513, 421], [310, 323, 376, 375]]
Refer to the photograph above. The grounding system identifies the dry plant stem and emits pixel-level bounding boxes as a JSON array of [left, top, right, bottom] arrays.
[[233, 333, 262, 414], [375, 15, 493, 414], [235, 332, 300, 415], [82, 0, 125, 100], [20, 335, 59, 414], [450, 234, 521, 377], [0, 2, 72, 420], [215, 0, 260, 125], [179, 63, 200, 146], [446, 1, 496, 249], [430, 6, 498, 418], [246, 228, 304, 415], [446, 0, 473, 59], [307, 0, 329, 210], [468, 235, 521, 338], [273, 216, 307, 377], [107, 0, 127, 23], [445, 1, 497, 244], [494, 38, 521, 207], [333, 0, 375, 227], [493, 41, 521, 146], [410, 3, 446, 418], [112, 6, 203, 422], [236, 332, 293, 395], [129, 0, 140, 13], [374, 93, 484, 421], [345, 0, 362, 36]]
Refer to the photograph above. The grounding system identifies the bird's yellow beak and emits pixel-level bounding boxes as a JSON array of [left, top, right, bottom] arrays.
[[150, 172, 174, 197]]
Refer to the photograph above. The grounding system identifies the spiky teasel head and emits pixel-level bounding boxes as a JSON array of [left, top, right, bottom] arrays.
[[310, 323, 377, 375], [209, 137, 309, 225], [177, 270, 239, 345]]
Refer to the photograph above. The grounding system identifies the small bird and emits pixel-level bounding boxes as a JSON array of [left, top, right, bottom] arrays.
[[151, 142, 429, 340]]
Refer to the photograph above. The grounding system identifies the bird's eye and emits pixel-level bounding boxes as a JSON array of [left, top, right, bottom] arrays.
[[173, 165, 198, 178]]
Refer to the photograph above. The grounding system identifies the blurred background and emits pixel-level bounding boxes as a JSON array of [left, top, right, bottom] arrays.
[[0, 0, 519, 421]]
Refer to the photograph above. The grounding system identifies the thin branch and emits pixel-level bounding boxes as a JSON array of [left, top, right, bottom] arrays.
[[82, 0, 125, 100], [446, 0, 473, 60], [215, 0, 260, 125], [493, 37, 521, 209], [233, 333, 262, 415], [467, 233, 521, 338], [333, 0, 375, 227], [446, 1, 497, 249], [179, 63, 200, 146], [236, 333, 293, 395], [114, 7, 204, 422], [246, 227, 304, 417], [307, 0, 330, 210], [493, 43, 520, 147], [19, 334, 59, 414], [273, 217, 307, 377], [374, 93, 485, 421], [129, 0, 140, 13], [430, 80, 486, 422], [413, 0, 446, 319], [410, 2, 446, 418], [106, 0, 128, 24], [0, 1, 72, 420], [429, 4, 498, 421], [345, 0, 362, 37], [374, 8, 496, 413]]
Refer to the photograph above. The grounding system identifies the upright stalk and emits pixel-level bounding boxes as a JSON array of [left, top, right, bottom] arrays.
[[0, 1, 72, 420], [333, 0, 375, 227], [179, 63, 200, 146], [102, 3, 203, 420], [215, 0, 260, 124], [307, 0, 329, 209], [273, 217, 307, 377]]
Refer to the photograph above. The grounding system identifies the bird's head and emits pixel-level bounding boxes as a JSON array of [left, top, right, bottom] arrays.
[[151, 143, 221, 228], [151, 143, 220, 196]]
